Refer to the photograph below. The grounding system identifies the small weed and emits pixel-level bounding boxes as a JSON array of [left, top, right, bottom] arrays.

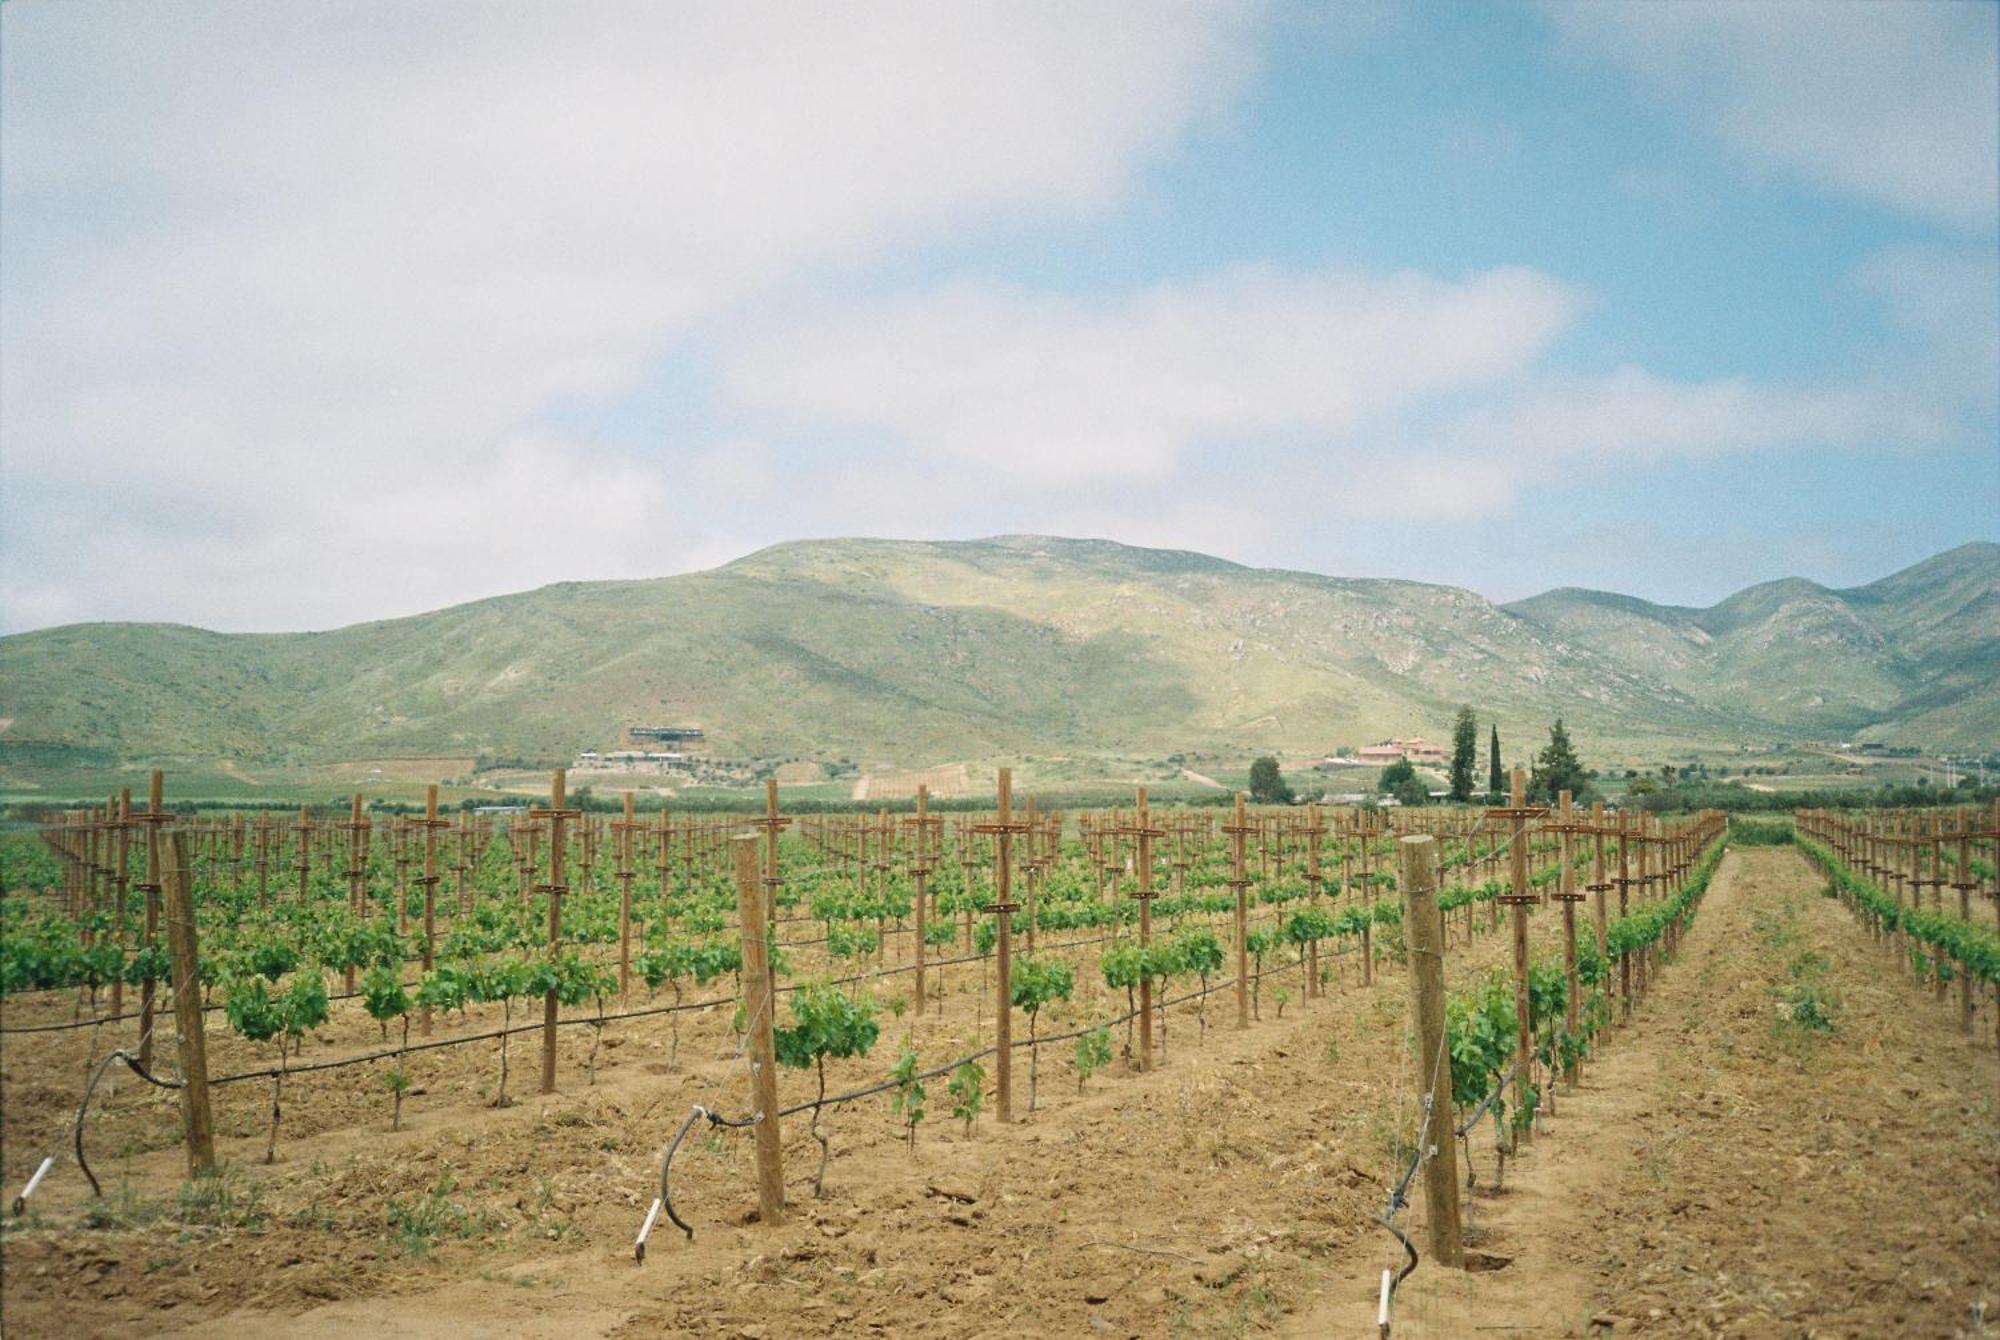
[[287, 1202, 336, 1232], [81, 1177, 159, 1231], [385, 1172, 493, 1257], [176, 1166, 268, 1230], [1775, 983, 1836, 1034]]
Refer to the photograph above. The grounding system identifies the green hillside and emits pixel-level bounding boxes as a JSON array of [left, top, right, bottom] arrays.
[[2, 536, 1993, 774], [1505, 541, 1998, 748]]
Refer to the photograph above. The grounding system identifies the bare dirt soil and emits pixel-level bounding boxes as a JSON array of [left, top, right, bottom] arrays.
[[2, 848, 1993, 1338]]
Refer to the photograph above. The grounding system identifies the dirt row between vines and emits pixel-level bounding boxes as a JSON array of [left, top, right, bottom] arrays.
[[1, 867, 1588, 1339], [1292, 846, 2000, 1338]]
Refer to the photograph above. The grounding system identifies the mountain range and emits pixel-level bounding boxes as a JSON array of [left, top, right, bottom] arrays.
[[1, 536, 1993, 770]]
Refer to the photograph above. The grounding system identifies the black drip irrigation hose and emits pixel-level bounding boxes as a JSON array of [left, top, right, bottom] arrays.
[[73, 1048, 184, 1199], [642, 956, 1334, 1248]]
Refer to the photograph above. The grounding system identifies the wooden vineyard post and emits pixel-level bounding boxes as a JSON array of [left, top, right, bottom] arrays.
[[654, 807, 672, 912], [958, 820, 979, 946], [415, 786, 445, 1035], [973, 769, 1028, 1121], [733, 836, 785, 1226], [904, 787, 942, 1013], [1550, 790, 1586, 1086], [1398, 833, 1461, 1268], [530, 769, 580, 1096], [393, 817, 414, 936], [453, 812, 473, 916], [613, 793, 640, 996], [1304, 804, 1323, 997], [109, 791, 130, 1020], [1587, 800, 1610, 966], [1224, 793, 1253, 1027], [291, 806, 313, 906], [1360, 814, 1381, 979], [162, 828, 216, 1178], [1023, 795, 1040, 956], [874, 808, 893, 961], [1615, 811, 1635, 1021], [1487, 768, 1547, 1144], [132, 771, 172, 1070], [339, 795, 370, 992], [753, 780, 792, 929], [1126, 789, 1166, 1064]]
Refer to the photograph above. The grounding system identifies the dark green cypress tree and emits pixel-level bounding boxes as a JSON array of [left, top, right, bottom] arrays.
[[1488, 723, 1503, 800], [1449, 706, 1478, 802]]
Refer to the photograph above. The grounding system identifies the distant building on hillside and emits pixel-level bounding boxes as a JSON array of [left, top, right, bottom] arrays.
[[1356, 737, 1449, 766]]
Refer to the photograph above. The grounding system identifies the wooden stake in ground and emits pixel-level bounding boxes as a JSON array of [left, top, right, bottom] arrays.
[[1023, 795, 1040, 956], [1487, 767, 1546, 1143], [338, 796, 370, 992], [131, 771, 173, 1071], [291, 806, 313, 906], [973, 769, 1028, 1121], [1550, 790, 1587, 1086], [1586, 799, 1610, 966], [903, 786, 943, 1013], [1359, 813, 1381, 983], [1304, 803, 1325, 992], [109, 791, 130, 1020], [1223, 793, 1253, 1028], [613, 793, 643, 996], [1126, 788, 1166, 1064], [529, 769, 579, 1096], [414, 785, 446, 1035], [753, 780, 792, 929], [1397, 832, 1461, 1268], [1615, 810, 1635, 1019], [733, 835, 785, 1226], [162, 828, 216, 1178]]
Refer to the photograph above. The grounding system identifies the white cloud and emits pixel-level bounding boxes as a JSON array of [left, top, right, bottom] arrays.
[[0, 1, 1259, 630], [721, 263, 1966, 531], [1547, 0, 1999, 232], [726, 264, 1586, 487], [1431, 365, 1948, 469], [1852, 244, 2000, 414]]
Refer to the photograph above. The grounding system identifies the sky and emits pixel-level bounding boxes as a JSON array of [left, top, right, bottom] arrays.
[[2, 0, 1995, 633]]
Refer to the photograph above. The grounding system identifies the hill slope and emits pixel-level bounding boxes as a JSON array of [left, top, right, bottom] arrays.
[[1504, 541, 1998, 749], [2, 536, 1993, 767]]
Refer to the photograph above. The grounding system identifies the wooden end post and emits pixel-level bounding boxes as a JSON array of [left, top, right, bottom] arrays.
[[734, 835, 785, 1225], [163, 829, 216, 1178], [1399, 832, 1461, 1267]]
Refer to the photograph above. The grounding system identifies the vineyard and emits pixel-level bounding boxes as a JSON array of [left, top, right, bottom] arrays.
[[1, 773, 1995, 1337]]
